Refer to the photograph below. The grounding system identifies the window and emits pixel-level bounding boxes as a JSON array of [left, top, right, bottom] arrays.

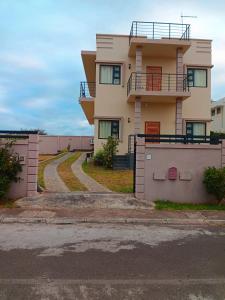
[[211, 109, 215, 116], [99, 120, 119, 139], [100, 65, 121, 85], [186, 122, 206, 136], [187, 68, 207, 87], [217, 107, 221, 114]]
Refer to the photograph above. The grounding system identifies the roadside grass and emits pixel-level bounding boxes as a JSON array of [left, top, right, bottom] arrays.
[[0, 199, 18, 209], [82, 161, 133, 193], [38, 153, 66, 189], [57, 152, 87, 191], [154, 200, 225, 211]]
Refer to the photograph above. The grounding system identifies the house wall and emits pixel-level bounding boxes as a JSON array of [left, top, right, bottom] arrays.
[[92, 35, 212, 154], [0, 134, 39, 199], [135, 138, 224, 203], [39, 136, 94, 154]]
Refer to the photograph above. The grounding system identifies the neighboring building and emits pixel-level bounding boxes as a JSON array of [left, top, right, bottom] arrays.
[[79, 21, 212, 154], [211, 98, 225, 133]]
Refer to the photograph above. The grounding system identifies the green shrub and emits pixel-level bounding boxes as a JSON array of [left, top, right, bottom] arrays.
[[93, 149, 105, 166], [0, 142, 22, 200], [102, 136, 119, 169], [203, 167, 225, 203]]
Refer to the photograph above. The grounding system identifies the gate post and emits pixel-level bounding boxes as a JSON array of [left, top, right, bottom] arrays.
[[135, 136, 145, 200], [27, 134, 39, 197]]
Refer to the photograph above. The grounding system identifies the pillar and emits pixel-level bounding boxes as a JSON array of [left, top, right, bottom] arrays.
[[135, 137, 145, 200], [134, 47, 142, 134], [27, 134, 39, 197], [222, 140, 225, 168], [176, 48, 183, 92], [175, 98, 183, 135]]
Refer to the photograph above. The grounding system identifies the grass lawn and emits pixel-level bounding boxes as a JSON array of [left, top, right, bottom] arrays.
[[57, 152, 87, 191], [82, 161, 133, 193], [154, 200, 225, 211], [38, 152, 66, 189]]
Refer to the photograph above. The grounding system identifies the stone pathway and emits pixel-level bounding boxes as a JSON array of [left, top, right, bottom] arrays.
[[44, 153, 72, 192], [71, 153, 111, 192]]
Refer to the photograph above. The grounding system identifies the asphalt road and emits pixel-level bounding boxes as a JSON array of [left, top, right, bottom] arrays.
[[0, 223, 224, 299]]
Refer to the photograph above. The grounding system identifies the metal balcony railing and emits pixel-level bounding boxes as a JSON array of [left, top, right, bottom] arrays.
[[80, 82, 96, 98], [127, 72, 189, 96], [129, 21, 190, 43]]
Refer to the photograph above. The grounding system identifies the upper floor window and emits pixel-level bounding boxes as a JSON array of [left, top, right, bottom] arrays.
[[187, 68, 207, 88], [211, 109, 215, 116], [100, 65, 121, 85]]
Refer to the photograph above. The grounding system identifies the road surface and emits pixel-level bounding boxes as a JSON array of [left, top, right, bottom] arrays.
[[0, 223, 224, 299]]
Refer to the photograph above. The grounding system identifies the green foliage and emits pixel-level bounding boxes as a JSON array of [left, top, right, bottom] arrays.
[[102, 136, 119, 169], [210, 131, 225, 140], [93, 149, 105, 166], [203, 167, 225, 203], [0, 142, 22, 199]]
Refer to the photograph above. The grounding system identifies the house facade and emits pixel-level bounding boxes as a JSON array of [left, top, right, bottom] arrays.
[[211, 98, 225, 133], [79, 21, 212, 154]]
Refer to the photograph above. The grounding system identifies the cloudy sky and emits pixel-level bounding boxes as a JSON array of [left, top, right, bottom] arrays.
[[0, 0, 225, 135]]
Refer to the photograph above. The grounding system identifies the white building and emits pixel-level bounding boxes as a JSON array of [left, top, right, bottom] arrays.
[[211, 98, 225, 133]]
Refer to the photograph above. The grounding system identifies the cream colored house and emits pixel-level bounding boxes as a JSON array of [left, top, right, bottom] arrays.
[[211, 98, 225, 133], [79, 21, 212, 154]]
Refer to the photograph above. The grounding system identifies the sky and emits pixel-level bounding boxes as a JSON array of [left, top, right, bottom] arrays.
[[0, 0, 225, 135]]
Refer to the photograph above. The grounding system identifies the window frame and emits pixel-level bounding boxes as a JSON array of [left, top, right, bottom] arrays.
[[211, 109, 215, 117], [187, 68, 208, 88], [186, 122, 206, 137], [99, 64, 121, 85], [98, 119, 120, 139], [217, 107, 221, 114]]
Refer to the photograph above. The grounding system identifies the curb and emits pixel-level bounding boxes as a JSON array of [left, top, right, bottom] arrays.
[[1, 217, 225, 226]]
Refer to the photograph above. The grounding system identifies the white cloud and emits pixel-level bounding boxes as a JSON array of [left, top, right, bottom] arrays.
[[77, 119, 90, 128], [0, 106, 11, 114], [23, 97, 50, 109], [0, 53, 47, 70]]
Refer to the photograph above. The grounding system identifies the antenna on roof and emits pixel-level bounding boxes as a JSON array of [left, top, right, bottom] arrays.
[[181, 12, 197, 24]]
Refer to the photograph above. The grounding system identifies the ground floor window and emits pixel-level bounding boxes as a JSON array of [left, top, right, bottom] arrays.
[[186, 122, 206, 136], [98, 120, 119, 139]]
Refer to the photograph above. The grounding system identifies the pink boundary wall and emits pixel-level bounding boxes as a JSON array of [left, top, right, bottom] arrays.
[[39, 135, 93, 154], [1, 134, 39, 199], [135, 138, 225, 203]]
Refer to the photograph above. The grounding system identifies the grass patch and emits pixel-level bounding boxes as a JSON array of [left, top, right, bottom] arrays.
[[82, 161, 133, 193], [57, 152, 87, 191], [38, 153, 66, 189], [0, 199, 18, 208], [154, 200, 225, 211]]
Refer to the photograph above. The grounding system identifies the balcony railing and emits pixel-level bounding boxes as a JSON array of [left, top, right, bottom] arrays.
[[129, 21, 190, 43], [80, 82, 96, 98], [127, 72, 189, 96]]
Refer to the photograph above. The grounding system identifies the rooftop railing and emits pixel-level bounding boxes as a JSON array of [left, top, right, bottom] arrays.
[[80, 82, 96, 98], [127, 72, 189, 96], [129, 21, 190, 44]]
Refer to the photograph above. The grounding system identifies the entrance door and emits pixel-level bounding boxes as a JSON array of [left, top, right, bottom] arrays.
[[145, 121, 160, 143], [146, 66, 162, 91]]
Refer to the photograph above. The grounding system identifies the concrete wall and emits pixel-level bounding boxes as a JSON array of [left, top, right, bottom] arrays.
[[0, 134, 39, 199], [135, 138, 224, 203], [39, 136, 94, 154]]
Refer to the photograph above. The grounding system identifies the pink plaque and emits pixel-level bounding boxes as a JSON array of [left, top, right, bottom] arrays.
[[168, 167, 177, 180]]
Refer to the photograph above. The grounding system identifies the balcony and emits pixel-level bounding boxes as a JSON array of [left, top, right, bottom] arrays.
[[79, 82, 96, 125], [127, 72, 191, 103], [128, 21, 191, 57]]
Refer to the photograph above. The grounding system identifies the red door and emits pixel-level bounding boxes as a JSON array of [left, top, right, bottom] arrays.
[[145, 122, 160, 143], [146, 66, 162, 91]]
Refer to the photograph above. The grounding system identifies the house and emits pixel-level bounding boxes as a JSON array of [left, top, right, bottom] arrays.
[[211, 98, 225, 133], [79, 21, 212, 155]]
